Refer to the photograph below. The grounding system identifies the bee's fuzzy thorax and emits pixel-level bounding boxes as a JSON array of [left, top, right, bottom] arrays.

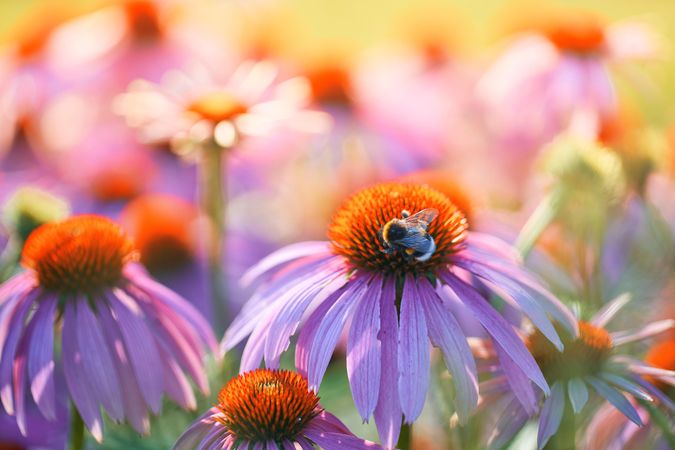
[[328, 182, 468, 275]]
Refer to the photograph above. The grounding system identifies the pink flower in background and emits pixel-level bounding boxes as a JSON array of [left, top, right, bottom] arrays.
[[0, 215, 216, 441], [115, 60, 329, 157], [476, 13, 660, 197]]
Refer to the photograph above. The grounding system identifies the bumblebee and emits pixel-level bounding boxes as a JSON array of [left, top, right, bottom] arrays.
[[380, 208, 439, 262]]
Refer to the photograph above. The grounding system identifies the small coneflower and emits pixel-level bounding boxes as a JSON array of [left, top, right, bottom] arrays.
[[114, 60, 329, 154], [174, 368, 382, 450], [480, 294, 675, 450], [224, 182, 576, 448], [0, 215, 217, 442]]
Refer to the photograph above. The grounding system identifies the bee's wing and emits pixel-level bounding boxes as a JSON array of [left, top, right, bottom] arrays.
[[402, 208, 439, 229], [397, 230, 433, 251]]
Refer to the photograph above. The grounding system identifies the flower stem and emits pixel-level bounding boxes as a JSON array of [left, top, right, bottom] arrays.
[[397, 423, 412, 450], [199, 141, 229, 334], [544, 404, 575, 450], [68, 407, 85, 450], [515, 188, 564, 258]]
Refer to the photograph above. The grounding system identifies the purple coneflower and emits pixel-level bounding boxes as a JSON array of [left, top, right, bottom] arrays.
[[0, 215, 217, 442], [479, 294, 675, 450], [224, 182, 576, 448], [174, 368, 382, 450]]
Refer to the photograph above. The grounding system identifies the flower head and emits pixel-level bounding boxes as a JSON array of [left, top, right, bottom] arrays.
[[0, 215, 217, 442], [480, 294, 675, 450], [174, 369, 382, 450], [224, 182, 575, 448], [115, 61, 329, 155]]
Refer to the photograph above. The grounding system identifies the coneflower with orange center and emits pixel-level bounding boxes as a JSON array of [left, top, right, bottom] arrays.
[[0, 215, 217, 443], [224, 182, 576, 448], [173, 369, 382, 450], [480, 293, 675, 450]]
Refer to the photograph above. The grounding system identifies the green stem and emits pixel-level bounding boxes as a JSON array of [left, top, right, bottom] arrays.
[[68, 407, 85, 450], [544, 403, 576, 450], [515, 189, 564, 258], [397, 422, 412, 450], [199, 141, 229, 335]]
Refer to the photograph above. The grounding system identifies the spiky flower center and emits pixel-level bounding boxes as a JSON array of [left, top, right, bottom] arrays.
[[216, 369, 320, 444], [21, 215, 137, 294], [121, 195, 196, 273], [544, 15, 606, 54], [186, 92, 248, 123], [529, 321, 613, 382], [328, 182, 467, 276]]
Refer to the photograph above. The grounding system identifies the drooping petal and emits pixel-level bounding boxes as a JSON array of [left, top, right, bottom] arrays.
[[374, 278, 402, 449], [418, 278, 478, 422], [440, 271, 549, 393], [308, 277, 368, 390], [295, 287, 346, 376], [27, 295, 57, 420], [76, 303, 124, 421], [240, 242, 331, 286], [0, 289, 38, 414], [493, 340, 537, 416], [601, 373, 652, 401], [62, 301, 104, 442], [611, 320, 675, 346], [159, 346, 196, 410], [487, 397, 530, 450], [108, 289, 163, 413], [304, 422, 382, 450], [12, 317, 33, 435], [240, 306, 278, 373], [591, 293, 631, 328], [537, 382, 565, 450], [264, 269, 346, 368], [587, 376, 643, 426], [567, 378, 589, 414], [347, 276, 382, 421], [96, 301, 150, 435], [397, 276, 430, 423]]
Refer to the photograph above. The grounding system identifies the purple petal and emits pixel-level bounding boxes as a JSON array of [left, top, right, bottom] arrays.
[[160, 346, 196, 410], [304, 422, 382, 450], [567, 378, 588, 414], [223, 256, 339, 353], [465, 232, 521, 262], [108, 289, 163, 413], [487, 397, 530, 450], [240, 241, 331, 286], [347, 276, 382, 421], [62, 302, 104, 442], [601, 373, 652, 401], [264, 270, 346, 368], [373, 278, 402, 449], [611, 320, 675, 346], [174, 408, 220, 450], [456, 260, 562, 350], [27, 295, 57, 420], [591, 293, 631, 328], [77, 303, 124, 421], [440, 271, 549, 394], [124, 266, 217, 352], [296, 436, 315, 450], [240, 307, 277, 373], [398, 276, 430, 423], [311, 410, 352, 434], [308, 277, 368, 390], [0, 289, 38, 414], [12, 318, 32, 435], [587, 376, 643, 426], [417, 278, 478, 423], [96, 302, 150, 434], [493, 340, 537, 416], [537, 381, 565, 450], [295, 287, 346, 376]]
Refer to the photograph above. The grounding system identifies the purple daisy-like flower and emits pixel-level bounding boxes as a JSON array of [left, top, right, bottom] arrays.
[[479, 293, 675, 450], [174, 368, 382, 450], [0, 215, 217, 442], [223, 182, 576, 448]]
